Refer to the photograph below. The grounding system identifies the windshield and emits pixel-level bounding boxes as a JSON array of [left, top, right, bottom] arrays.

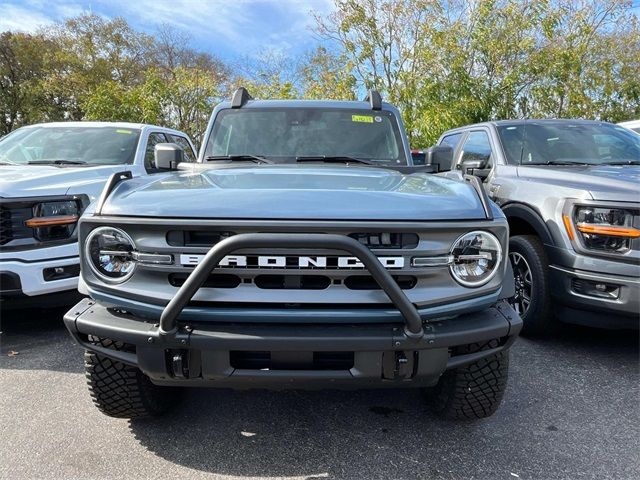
[[0, 126, 141, 165], [204, 108, 407, 164], [497, 122, 640, 165]]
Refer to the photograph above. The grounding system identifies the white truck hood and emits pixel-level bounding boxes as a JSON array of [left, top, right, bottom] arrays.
[[0, 165, 131, 198]]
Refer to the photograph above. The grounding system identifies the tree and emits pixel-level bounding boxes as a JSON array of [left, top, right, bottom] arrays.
[[527, 0, 640, 121], [0, 32, 60, 134], [42, 14, 155, 119], [313, 0, 640, 145], [299, 46, 357, 100]]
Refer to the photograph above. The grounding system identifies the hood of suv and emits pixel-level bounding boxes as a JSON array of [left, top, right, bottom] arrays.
[[0, 164, 129, 198], [518, 165, 640, 202], [100, 165, 488, 221]]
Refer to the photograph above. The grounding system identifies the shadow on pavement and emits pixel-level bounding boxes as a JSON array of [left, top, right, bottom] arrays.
[[0, 305, 84, 373], [129, 388, 457, 479]]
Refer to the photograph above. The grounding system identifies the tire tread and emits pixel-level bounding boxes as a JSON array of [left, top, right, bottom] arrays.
[[84, 337, 177, 419], [426, 339, 509, 420]]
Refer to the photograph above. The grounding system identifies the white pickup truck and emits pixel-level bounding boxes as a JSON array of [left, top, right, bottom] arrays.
[[0, 121, 196, 308]]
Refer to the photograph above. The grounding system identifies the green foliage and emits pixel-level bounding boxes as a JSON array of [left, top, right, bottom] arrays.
[[315, 0, 640, 145], [300, 47, 357, 100]]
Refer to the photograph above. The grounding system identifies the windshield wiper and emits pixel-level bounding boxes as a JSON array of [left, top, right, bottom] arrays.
[[204, 155, 273, 164], [600, 160, 640, 165], [296, 155, 375, 165], [27, 159, 87, 165], [531, 160, 592, 166], [0, 160, 20, 165]]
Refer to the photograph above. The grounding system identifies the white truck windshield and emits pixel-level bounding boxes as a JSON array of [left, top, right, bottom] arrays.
[[0, 126, 141, 166]]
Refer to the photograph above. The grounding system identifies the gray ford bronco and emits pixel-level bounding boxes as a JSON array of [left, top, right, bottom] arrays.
[[64, 89, 522, 420], [436, 119, 640, 334]]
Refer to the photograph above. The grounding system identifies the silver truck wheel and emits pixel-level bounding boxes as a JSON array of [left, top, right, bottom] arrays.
[[508, 235, 554, 335], [509, 251, 532, 316]]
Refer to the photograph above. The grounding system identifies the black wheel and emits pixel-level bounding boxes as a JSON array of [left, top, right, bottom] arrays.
[[84, 337, 180, 419], [508, 235, 554, 336], [425, 340, 509, 420]]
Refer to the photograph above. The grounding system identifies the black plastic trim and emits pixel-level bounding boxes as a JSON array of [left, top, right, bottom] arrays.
[[502, 202, 554, 245], [363, 89, 382, 110], [63, 299, 522, 386], [463, 174, 493, 220], [231, 87, 253, 108], [94, 171, 133, 216]]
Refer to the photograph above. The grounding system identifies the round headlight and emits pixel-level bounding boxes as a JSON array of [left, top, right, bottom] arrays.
[[85, 227, 136, 283], [449, 231, 502, 287]]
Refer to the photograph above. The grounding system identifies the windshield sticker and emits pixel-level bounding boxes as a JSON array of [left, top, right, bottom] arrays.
[[116, 129, 133, 134], [352, 115, 374, 123]]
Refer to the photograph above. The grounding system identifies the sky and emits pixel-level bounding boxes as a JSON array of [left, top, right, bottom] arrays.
[[0, 0, 334, 60], [2, 0, 639, 61]]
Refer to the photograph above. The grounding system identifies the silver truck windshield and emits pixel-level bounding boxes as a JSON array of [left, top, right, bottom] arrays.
[[497, 122, 640, 165], [204, 108, 406, 164], [0, 126, 141, 166]]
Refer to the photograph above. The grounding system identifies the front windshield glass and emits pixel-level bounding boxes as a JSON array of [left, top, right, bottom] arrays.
[[204, 108, 407, 164], [0, 126, 141, 165], [497, 122, 640, 165]]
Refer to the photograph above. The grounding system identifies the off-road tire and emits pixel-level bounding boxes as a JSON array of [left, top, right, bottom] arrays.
[[84, 337, 179, 419], [509, 234, 554, 336], [425, 340, 509, 420]]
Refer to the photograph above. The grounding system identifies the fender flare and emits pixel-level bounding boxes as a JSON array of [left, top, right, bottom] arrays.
[[501, 202, 555, 246]]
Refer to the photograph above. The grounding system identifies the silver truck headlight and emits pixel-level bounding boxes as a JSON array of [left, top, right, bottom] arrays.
[[567, 206, 639, 253], [449, 231, 502, 287], [85, 227, 136, 282]]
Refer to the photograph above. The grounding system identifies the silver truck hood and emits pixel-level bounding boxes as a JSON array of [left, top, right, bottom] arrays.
[[518, 165, 640, 203], [0, 165, 129, 198], [100, 165, 488, 221]]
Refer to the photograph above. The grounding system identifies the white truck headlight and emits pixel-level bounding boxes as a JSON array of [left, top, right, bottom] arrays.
[[449, 231, 502, 287], [25, 199, 82, 241], [85, 227, 136, 282]]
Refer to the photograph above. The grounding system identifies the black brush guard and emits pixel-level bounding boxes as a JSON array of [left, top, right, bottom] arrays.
[[159, 232, 424, 338]]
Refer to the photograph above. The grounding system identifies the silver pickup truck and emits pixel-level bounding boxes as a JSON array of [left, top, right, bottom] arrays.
[[436, 119, 639, 334], [63, 89, 521, 420]]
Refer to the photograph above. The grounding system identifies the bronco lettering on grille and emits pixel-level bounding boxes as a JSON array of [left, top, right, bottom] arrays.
[[179, 254, 405, 269]]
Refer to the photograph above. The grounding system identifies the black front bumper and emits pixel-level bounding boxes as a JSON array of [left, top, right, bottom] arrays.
[[64, 299, 521, 389]]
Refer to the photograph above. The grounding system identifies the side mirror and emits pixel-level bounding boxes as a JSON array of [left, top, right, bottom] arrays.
[[154, 143, 184, 170], [411, 149, 427, 165], [426, 145, 453, 172], [460, 157, 490, 178]]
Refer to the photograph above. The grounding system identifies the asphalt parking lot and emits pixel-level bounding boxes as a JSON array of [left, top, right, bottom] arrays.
[[0, 307, 638, 480]]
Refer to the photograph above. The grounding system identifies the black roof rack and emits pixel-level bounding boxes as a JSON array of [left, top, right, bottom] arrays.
[[231, 87, 253, 108], [363, 89, 382, 110]]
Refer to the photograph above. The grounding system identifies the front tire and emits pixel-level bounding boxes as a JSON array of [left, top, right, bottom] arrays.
[[84, 337, 179, 419], [425, 340, 509, 420], [508, 235, 554, 336]]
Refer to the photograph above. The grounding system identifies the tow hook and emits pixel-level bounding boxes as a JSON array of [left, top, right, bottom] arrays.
[[170, 351, 189, 379], [382, 350, 416, 380]]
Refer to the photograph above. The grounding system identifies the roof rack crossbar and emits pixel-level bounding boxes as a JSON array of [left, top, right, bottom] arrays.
[[363, 89, 382, 110], [231, 87, 252, 108]]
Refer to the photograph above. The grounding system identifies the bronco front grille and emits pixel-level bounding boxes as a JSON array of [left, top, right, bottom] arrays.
[[166, 229, 418, 249], [85, 218, 507, 311], [168, 273, 416, 291]]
